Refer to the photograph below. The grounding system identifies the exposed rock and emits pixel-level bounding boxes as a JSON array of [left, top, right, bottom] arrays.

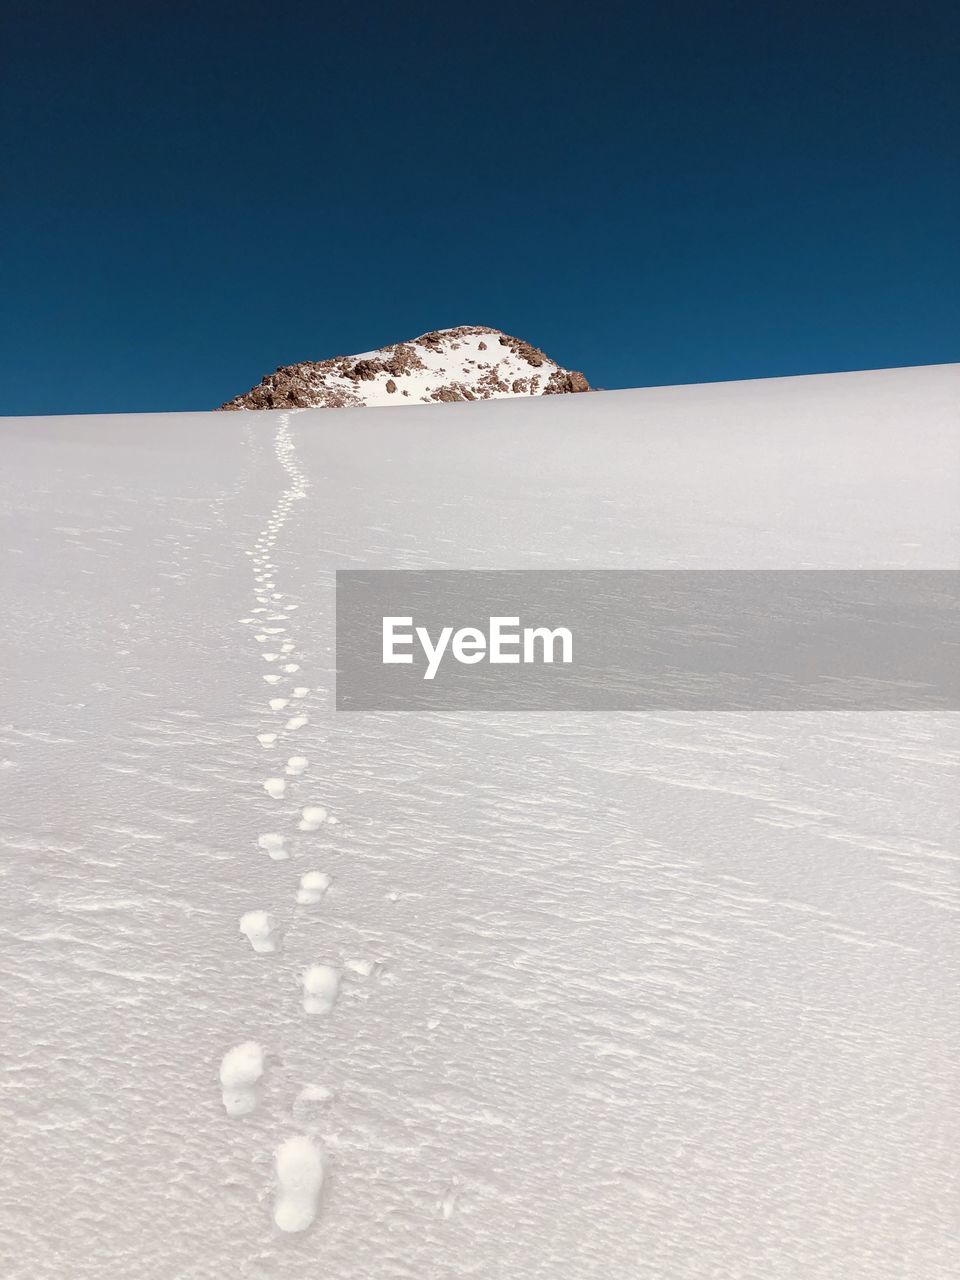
[[544, 369, 591, 395], [219, 325, 590, 411]]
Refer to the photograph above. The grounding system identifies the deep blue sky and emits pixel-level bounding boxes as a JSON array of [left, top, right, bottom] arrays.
[[1, 0, 957, 414]]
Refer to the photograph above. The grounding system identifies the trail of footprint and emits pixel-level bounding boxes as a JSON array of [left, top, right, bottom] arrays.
[[228, 412, 352, 1236]]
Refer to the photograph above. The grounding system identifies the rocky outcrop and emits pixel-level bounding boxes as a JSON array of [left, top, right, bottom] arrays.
[[219, 326, 590, 411]]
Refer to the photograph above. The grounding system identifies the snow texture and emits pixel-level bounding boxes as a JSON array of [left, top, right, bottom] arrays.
[[1, 363, 958, 1278]]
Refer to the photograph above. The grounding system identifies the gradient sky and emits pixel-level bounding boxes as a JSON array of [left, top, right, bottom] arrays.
[[1, 0, 957, 414]]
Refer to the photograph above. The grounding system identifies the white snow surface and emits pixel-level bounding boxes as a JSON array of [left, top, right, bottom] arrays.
[[1, 364, 958, 1278]]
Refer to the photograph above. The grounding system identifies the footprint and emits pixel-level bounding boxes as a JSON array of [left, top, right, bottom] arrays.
[[297, 1083, 333, 1104], [440, 1182, 461, 1220], [296, 872, 331, 904], [298, 806, 327, 832], [258, 832, 288, 860], [292, 687, 310, 698], [286, 715, 308, 731], [220, 1041, 264, 1117], [283, 664, 300, 674], [262, 653, 280, 663], [240, 911, 281, 954], [264, 778, 286, 799], [286, 756, 308, 776], [269, 698, 290, 711], [257, 733, 278, 748], [263, 674, 283, 685], [302, 965, 340, 1016], [273, 1136, 325, 1233]]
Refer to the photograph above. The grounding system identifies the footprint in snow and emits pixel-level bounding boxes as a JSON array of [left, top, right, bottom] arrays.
[[286, 756, 308, 776], [301, 965, 340, 1016], [296, 871, 331, 904], [296, 1083, 333, 1104], [298, 806, 327, 832], [240, 910, 281, 954], [220, 1041, 264, 1117], [263, 778, 286, 799], [258, 832, 288, 861]]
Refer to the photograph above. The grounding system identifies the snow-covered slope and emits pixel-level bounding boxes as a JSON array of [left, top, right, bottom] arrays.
[[220, 325, 590, 410], [1, 365, 958, 1280]]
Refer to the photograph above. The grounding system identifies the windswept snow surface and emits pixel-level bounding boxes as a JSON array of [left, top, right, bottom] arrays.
[[1, 364, 958, 1279]]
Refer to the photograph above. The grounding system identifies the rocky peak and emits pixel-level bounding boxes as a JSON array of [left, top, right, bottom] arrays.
[[219, 325, 590, 411]]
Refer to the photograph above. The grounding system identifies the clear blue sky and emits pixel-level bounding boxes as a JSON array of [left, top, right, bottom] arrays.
[[2, 0, 957, 414]]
